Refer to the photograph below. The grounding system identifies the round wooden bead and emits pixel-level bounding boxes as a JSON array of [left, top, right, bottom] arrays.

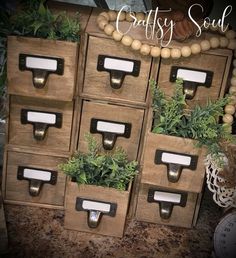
[[118, 11, 126, 21], [170, 48, 181, 59], [112, 30, 123, 41], [97, 15, 106, 24], [191, 43, 201, 54], [226, 30, 236, 40], [126, 12, 135, 22], [98, 19, 108, 30], [104, 24, 115, 36], [161, 48, 171, 59], [229, 86, 236, 95], [233, 68, 236, 76], [136, 12, 145, 21], [231, 76, 236, 86], [140, 44, 151, 55], [228, 39, 236, 50], [181, 46, 191, 57], [224, 104, 236, 115], [229, 95, 236, 105], [131, 39, 142, 50], [108, 10, 117, 21], [200, 40, 210, 51], [121, 35, 133, 46], [150, 46, 161, 57], [100, 12, 110, 21], [222, 114, 234, 124], [219, 37, 229, 48], [210, 37, 220, 48]]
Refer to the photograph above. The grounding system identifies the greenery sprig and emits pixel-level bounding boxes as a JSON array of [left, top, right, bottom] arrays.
[[59, 133, 138, 191], [150, 79, 235, 167]]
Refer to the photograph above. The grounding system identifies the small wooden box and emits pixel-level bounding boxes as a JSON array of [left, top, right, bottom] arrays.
[[3, 150, 67, 208], [158, 48, 232, 107], [7, 36, 78, 101], [8, 96, 74, 152], [78, 100, 145, 160], [64, 181, 131, 237], [135, 183, 200, 228], [141, 133, 206, 193]]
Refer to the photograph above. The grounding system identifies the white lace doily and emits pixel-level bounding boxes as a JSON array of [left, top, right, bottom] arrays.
[[205, 155, 236, 208]]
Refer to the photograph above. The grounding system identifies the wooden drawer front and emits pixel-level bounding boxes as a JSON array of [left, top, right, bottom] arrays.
[[5, 151, 67, 207], [8, 96, 73, 152], [65, 182, 130, 237], [141, 133, 206, 193], [136, 184, 198, 228], [7, 36, 78, 101], [158, 53, 228, 107], [78, 101, 144, 160], [83, 36, 152, 104]]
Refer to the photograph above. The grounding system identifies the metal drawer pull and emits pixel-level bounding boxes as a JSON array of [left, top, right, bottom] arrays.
[[19, 54, 64, 88], [148, 188, 187, 219], [21, 109, 62, 141], [97, 55, 140, 89], [155, 150, 198, 183], [17, 166, 57, 197], [76, 197, 117, 228], [170, 66, 213, 99], [90, 118, 131, 150]]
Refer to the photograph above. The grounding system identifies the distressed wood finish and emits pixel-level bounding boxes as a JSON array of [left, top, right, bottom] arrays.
[[8, 96, 74, 152], [4, 151, 67, 207], [141, 133, 206, 193], [135, 184, 199, 228], [7, 36, 78, 101], [65, 182, 131, 237], [158, 50, 232, 108], [78, 100, 145, 160]]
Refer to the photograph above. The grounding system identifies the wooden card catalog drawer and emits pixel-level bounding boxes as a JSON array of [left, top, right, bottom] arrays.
[[141, 133, 206, 193], [4, 151, 67, 208], [82, 36, 152, 105], [158, 50, 232, 107], [65, 181, 131, 237], [7, 36, 78, 101], [8, 96, 74, 152], [136, 184, 200, 228], [78, 100, 145, 160]]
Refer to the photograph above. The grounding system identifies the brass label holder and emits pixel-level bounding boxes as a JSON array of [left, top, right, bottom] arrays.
[[155, 150, 198, 183], [170, 66, 213, 99], [19, 54, 64, 88], [21, 109, 62, 141], [90, 118, 131, 150], [97, 55, 140, 89], [17, 166, 57, 197], [148, 188, 187, 220], [76, 197, 117, 228]]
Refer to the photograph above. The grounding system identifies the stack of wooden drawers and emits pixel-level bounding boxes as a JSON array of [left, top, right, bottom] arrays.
[[64, 9, 158, 237], [136, 46, 232, 228], [2, 4, 91, 209]]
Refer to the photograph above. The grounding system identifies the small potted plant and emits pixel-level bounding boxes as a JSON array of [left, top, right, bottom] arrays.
[[141, 78, 234, 193], [59, 133, 138, 237]]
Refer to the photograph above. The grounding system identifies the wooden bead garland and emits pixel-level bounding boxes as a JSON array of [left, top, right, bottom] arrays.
[[96, 10, 236, 59]]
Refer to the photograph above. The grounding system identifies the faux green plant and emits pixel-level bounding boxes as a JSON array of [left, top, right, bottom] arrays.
[[150, 78, 235, 167], [59, 133, 138, 191]]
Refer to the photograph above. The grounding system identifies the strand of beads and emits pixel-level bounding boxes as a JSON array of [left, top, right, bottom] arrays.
[[96, 10, 236, 59], [223, 50, 236, 133]]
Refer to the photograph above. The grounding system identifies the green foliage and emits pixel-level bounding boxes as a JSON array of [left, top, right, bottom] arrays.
[[150, 79, 235, 167], [59, 133, 138, 191]]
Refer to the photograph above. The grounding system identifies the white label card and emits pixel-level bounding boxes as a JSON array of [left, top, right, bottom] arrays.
[[104, 58, 134, 72], [23, 168, 51, 181], [82, 200, 111, 213], [97, 121, 125, 134], [162, 152, 191, 166], [26, 57, 57, 71], [154, 191, 181, 203], [177, 69, 206, 83], [27, 111, 56, 125]]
